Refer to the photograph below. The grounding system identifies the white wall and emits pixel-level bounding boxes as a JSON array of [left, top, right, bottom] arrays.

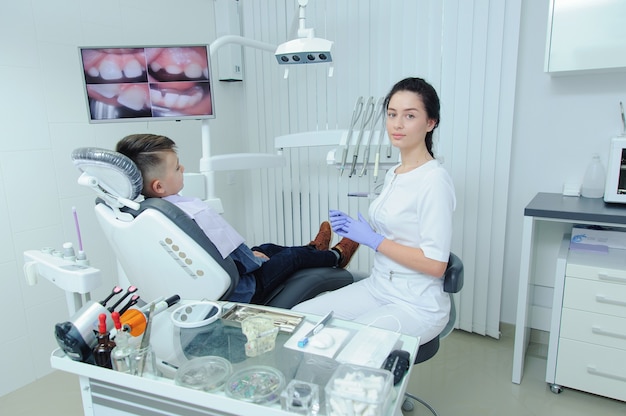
[[0, 0, 248, 396], [500, 0, 626, 324]]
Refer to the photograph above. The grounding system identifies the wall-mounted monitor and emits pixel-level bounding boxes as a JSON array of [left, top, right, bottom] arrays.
[[79, 45, 215, 123]]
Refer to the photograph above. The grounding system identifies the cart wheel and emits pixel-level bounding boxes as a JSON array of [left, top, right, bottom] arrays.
[[402, 397, 415, 412], [550, 384, 563, 394]]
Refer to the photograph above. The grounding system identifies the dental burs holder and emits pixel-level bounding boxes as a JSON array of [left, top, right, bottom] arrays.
[[23, 248, 102, 316]]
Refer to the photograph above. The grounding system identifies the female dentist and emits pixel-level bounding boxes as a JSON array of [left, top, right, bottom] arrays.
[[293, 77, 456, 345]]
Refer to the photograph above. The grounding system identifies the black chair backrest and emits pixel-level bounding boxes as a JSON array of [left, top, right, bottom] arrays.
[[443, 252, 464, 294]]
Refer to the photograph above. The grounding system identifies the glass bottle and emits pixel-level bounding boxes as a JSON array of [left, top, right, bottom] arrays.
[[110, 311, 132, 373], [92, 313, 116, 369]]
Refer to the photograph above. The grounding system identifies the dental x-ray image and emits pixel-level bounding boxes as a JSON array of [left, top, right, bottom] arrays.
[[79, 45, 215, 122]]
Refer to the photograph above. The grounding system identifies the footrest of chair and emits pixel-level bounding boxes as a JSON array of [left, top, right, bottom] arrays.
[[263, 267, 354, 309]]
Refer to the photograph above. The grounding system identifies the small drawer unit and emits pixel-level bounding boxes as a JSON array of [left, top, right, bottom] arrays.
[[552, 247, 626, 401]]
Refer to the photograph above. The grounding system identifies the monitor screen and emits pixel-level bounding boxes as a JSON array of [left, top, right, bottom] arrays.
[[79, 45, 215, 123]]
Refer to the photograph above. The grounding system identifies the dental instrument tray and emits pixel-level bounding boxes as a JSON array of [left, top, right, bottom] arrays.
[[221, 304, 304, 334]]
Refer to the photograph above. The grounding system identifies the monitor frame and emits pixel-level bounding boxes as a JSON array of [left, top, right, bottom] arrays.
[[78, 45, 215, 123]]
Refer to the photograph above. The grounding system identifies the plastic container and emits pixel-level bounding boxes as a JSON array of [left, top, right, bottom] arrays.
[[581, 154, 606, 198], [280, 380, 320, 415], [225, 365, 285, 404], [175, 356, 233, 392], [325, 364, 393, 416]]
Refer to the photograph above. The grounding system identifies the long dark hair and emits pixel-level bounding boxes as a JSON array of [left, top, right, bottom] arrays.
[[383, 77, 440, 157]]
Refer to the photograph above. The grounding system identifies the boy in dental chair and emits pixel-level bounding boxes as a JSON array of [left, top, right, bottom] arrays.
[[116, 134, 359, 304]]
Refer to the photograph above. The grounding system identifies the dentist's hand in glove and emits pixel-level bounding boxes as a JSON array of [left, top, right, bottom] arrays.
[[329, 210, 385, 251]]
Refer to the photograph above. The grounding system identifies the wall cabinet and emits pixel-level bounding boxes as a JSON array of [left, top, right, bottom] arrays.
[[545, 0, 626, 74], [547, 245, 626, 401]]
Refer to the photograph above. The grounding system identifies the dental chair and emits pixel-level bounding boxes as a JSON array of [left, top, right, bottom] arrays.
[[71, 147, 354, 308], [402, 252, 464, 415]]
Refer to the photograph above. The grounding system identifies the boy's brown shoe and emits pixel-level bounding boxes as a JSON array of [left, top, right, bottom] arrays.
[[332, 237, 359, 268], [309, 221, 332, 251]]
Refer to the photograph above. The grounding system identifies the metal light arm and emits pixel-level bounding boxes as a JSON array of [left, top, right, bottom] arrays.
[[200, 35, 282, 212], [297, 0, 314, 38]]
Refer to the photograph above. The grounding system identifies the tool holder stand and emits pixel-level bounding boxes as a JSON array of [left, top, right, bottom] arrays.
[[23, 249, 102, 315], [275, 129, 400, 177]]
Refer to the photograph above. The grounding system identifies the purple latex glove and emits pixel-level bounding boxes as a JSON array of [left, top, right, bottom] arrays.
[[329, 209, 350, 232], [329, 210, 384, 251]]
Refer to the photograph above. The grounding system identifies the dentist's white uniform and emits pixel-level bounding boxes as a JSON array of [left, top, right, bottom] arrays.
[[293, 160, 456, 344]]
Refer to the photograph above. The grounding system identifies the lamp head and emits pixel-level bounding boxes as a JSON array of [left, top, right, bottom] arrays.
[[275, 37, 333, 65]]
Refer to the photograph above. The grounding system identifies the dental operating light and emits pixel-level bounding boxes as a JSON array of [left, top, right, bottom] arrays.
[[275, 0, 334, 66]]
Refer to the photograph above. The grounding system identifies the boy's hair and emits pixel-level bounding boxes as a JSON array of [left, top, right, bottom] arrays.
[[116, 134, 177, 191]]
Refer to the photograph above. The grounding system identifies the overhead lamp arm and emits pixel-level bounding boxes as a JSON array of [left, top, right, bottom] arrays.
[[297, 0, 313, 38], [209, 35, 276, 59], [199, 35, 282, 213]]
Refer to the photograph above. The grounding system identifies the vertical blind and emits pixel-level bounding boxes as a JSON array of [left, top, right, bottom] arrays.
[[236, 0, 521, 339]]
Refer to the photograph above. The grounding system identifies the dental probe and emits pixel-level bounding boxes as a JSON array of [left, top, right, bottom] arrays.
[[339, 96, 364, 176], [360, 97, 385, 177], [349, 96, 375, 177]]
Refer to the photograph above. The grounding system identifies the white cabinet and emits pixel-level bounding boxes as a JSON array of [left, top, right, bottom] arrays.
[[545, 0, 626, 74], [547, 246, 626, 401]]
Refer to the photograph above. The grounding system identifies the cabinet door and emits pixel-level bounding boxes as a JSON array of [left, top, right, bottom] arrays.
[[545, 0, 626, 73]]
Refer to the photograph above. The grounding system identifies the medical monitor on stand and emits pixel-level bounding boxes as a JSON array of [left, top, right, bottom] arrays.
[[78, 45, 215, 123]]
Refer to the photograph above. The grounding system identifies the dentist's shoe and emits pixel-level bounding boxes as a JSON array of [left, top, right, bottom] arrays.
[[332, 238, 359, 268], [309, 221, 332, 251]]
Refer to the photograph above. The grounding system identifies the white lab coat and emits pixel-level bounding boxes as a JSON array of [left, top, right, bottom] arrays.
[[293, 160, 456, 344]]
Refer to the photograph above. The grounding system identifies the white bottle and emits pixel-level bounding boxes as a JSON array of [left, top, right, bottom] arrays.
[[581, 154, 606, 198]]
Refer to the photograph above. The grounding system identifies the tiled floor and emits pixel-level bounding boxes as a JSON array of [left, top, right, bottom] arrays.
[[1, 325, 624, 415], [405, 325, 625, 415]]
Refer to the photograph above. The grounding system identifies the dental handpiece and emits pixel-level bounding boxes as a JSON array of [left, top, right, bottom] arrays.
[[360, 98, 385, 177], [340, 97, 364, 176], [349, 97, 375, 177], [374, 123, 388, 182]]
